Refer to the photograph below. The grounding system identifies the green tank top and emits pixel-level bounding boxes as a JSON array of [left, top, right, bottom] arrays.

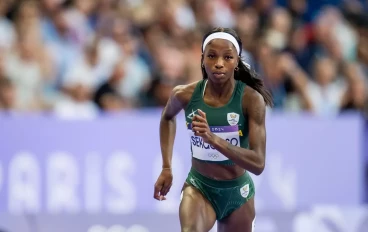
[[184, 79, 249, 165]]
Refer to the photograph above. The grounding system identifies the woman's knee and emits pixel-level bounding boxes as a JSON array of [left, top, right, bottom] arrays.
[[180, 209, 214, 232], [179, 201, 207, 232], [179, 185, 216, 232]]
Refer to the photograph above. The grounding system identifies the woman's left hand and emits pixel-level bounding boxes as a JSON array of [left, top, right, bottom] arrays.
[[192, 109, 216, 144]]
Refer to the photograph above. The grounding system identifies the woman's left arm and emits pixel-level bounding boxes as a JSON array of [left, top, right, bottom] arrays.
[[192, 88, 266, 175]]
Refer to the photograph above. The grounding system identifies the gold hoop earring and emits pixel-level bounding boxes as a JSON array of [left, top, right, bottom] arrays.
[[235, 67, 239, 71]]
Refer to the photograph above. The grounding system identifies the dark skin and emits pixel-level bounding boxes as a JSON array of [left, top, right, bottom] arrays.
[[154, 39, 266, 232]]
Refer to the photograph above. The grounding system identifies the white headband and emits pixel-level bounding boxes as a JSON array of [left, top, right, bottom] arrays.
[[202, 32, 240, 55]]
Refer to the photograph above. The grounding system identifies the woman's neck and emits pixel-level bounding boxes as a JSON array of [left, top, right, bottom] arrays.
[[206, 78, 235, 99]]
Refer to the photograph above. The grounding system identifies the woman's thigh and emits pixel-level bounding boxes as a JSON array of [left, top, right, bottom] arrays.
[[179, 184, 217, 232], [217, 197, 256, 232]]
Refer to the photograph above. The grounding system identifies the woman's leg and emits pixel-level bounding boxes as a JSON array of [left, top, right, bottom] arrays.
[[217, 197, 256, 232], [179, 183, 217, 232]]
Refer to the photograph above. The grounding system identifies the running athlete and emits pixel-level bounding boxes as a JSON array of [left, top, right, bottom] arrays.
[[153, 27, 273, 232]]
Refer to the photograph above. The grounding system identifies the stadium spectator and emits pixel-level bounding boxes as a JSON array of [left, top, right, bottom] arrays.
[[0, 0, 365, 117]]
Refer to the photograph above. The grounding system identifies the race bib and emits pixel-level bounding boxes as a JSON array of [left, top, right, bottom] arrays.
[[188, 124, 240, 161]]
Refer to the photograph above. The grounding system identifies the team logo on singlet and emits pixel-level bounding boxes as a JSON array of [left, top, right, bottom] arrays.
[[240, 184, 250, 198], [227, 112, 240, 126]]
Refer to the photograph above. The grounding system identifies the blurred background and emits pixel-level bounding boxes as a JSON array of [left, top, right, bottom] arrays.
[[0, 0, 367, 231]]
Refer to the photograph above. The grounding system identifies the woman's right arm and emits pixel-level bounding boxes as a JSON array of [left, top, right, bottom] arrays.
[[154, 84, 194, 200], [160, 84, 194, 168]]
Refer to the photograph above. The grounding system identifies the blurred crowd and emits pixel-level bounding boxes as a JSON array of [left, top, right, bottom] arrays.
[[0, 0, 367, 119]]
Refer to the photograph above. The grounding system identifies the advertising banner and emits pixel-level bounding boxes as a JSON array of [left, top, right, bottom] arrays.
[[0, 112, 364, 215]]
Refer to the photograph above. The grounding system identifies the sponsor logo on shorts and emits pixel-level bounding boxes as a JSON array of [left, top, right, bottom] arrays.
[[240, 184, 250, 198], [189, 177, 198, 188]]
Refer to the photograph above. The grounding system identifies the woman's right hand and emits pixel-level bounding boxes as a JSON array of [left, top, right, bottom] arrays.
[[153, 169, 173, 201]]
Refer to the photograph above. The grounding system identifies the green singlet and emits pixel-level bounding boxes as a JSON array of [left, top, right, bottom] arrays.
[[183, 79, 255, 220], [184, 79, 249, 165]]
